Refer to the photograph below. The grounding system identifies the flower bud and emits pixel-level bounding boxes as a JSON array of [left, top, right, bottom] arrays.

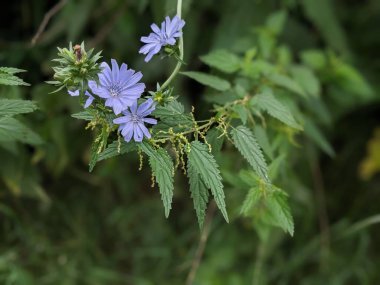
[[48, 42, 102, 92]]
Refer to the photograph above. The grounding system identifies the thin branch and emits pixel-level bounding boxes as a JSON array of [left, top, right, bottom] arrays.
[[31, 0, 68, 46], [186, 201, 216, 285], [88, 1, 128, 47], [309, 155, 331, 270]]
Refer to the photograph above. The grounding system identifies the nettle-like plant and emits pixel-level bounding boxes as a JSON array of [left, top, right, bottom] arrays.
[[46, 1, 342, 235], [0, 68, 42, 150]]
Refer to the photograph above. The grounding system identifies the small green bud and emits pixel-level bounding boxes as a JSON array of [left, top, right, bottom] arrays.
[[49, 42, 102, 92]]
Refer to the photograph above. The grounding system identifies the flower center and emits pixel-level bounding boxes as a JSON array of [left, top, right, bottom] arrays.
[[131, 114, 140, 123], [108, 85, 122, 97]]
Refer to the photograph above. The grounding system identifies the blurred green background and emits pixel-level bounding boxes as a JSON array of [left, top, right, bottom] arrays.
[[1, 0, 380, 284]]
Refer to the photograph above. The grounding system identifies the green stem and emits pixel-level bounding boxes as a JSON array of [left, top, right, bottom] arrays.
[[160, 0, 184, 91], [252, 240, 267, 285], [154, 118, 216, 141]]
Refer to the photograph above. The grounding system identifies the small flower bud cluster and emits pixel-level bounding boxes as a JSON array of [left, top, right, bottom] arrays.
[[49, 42, 102, 92]]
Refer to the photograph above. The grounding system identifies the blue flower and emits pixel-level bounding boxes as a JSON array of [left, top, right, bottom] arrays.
[[88, 59, 145, 115], [139, 15, 185, 62], [113, 98, 157, 142], [68, 90, 95, 109]]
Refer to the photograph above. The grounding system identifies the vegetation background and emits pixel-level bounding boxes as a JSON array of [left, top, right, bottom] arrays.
[[1, 0, 380, 284]]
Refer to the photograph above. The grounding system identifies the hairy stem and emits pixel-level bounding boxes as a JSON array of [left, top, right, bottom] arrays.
[[160, 0, 184, 91]]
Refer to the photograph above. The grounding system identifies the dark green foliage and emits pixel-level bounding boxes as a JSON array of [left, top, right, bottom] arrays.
[[140, 142, 174, 218], [188, 141, 228, 222], [231, 126, 269, 182], [1, 0, 380, 284], [187, 161, 209, 228]]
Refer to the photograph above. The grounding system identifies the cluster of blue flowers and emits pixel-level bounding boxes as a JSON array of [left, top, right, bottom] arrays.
[[68, 16, 185, 142]]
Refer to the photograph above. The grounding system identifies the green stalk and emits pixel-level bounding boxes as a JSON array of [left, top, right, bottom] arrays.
[[160, 0, 184, 91]]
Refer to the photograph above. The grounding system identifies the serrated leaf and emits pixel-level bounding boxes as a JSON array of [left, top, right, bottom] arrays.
[[232, 105, 248, 125], [200, 50, 241, 73], [181, 71, 231, 91], [187, 162, 209, 228], [231, 126, 269, 182], [0, 73, 29, 86], [290, 65, 320, 97], [265, 189, 294, 236], [0, 67, 26, 74], [89, 139, 102, 172], [268, 73, 305, 97], [154, 100, 185, 117], [251, 90, 302, 130], [254, 125, 274, 160], [140, 142, 174, 218], [153, 100, 192, 133], [153, 100, 192, 127], [206, 128, 224, 155], [0, 99, 38, 116], [71, 110, 94, 121], [188, 141, 229, 222], [89, 127, 111, 172], [97, 140, 137, 162], [0, 117, 43, 145], [241, 187, 262, 216]]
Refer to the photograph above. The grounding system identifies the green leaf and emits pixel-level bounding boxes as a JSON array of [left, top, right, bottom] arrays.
[[265, 188, 294, 236], [241, 187, 261, 216], [140, 142, 174, 218], [301, 0, 348, 55], [0, 117, 43, 145], [268, 73, 306, 97], [304, 119, 335, 157], [301, 50, 327, 70], [0, 67, 26, 74], [290, 65, 320, 97], [243, 59, 277, 79], [187, 162, 209, 228], [71, 110, 94, 121], [232, 105, 249, 125], [334, 61, 373, 98], [0, 99, 38, 116], [200, 50, 241, 73], [97, 140, 137, 162], [266, 10, 287, 35], [0, 72, 29, 86], [254, 125, 274, 160], [89, 139, 102, 173], [188, 141, 229, 222], [154, 100, 186, 118], [181, 71, 231, 91], [239, 180, 294, 236], [0, 141, 19, 155], [251, 90, 302, 130], [206, 128, 224, 155], [153, 100, 192, 133], [231, 126, 269, 182], [89, 126, 111, 172], [268, 153, 287, 180]]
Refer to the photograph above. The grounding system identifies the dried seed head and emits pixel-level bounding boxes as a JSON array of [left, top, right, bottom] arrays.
[[74, 44, 82, 61]]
